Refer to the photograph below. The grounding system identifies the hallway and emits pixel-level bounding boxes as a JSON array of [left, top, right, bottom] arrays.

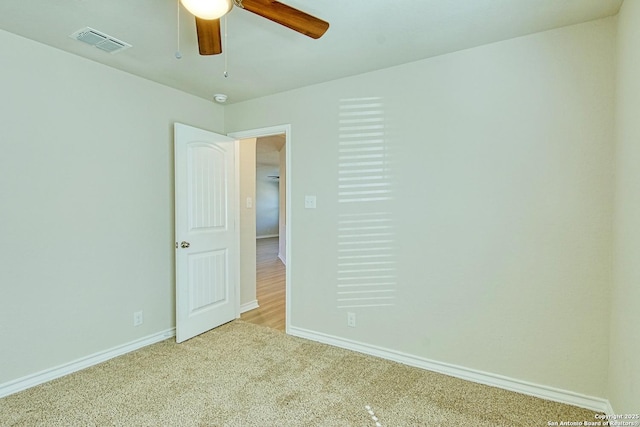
[[240, 237, 286, 331]]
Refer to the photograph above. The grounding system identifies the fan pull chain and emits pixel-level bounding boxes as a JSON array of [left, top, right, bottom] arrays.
[[223, 14, 229, 77], [175, 0, 182, 59]]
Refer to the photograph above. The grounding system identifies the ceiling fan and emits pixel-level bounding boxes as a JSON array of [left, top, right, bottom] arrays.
[[180, 0, 330, 55]]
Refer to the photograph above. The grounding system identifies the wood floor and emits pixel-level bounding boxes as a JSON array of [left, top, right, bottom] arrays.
[[240, 237, 286, 331]]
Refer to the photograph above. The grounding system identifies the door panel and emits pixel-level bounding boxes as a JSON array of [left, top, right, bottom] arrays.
[[175, 123, 238, 343], [188, 249, 228, 313], [189, 144, 228, 230]]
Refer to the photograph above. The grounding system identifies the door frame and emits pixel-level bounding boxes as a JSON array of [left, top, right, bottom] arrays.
[[228, 124, 292, 333]]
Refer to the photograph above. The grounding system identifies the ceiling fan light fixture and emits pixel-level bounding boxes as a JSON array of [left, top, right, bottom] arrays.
[[180, 0, 232, 20]]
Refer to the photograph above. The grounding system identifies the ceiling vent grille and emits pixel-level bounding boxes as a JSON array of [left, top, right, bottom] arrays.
[[70, 27, 132, 54]]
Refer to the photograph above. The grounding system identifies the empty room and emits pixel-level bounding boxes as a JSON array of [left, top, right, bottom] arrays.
[[0, 0, 638, 425]]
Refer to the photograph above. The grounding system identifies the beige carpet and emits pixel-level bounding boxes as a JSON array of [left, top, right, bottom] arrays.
[[1, 321, 598, 426]]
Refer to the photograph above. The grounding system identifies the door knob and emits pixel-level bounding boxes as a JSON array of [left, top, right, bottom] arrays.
[[180, 241, 191, 249]]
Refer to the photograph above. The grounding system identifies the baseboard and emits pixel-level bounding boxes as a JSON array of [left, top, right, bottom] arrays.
[[257, 234, 279, 239], [288, 326, 611, 413], [278, 253, 286, 266], [604, 400, 615, 417], [240, 300, 259, 313], [0, 328, 176, 399]]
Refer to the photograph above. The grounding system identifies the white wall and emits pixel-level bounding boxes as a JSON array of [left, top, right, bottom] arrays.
[[255, 166, 279, 238], [255, 137, 283, 238], [239, 138, 257, 307], [0, 29, 224, 384], [225, 18, 615, 398], [610, 0, 640, 413]]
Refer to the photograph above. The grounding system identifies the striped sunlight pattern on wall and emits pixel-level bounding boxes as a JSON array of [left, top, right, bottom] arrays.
[[337, 97, 397, 309]]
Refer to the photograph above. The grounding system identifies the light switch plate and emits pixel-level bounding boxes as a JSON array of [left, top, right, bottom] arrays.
[[304, 195, 317, 209]]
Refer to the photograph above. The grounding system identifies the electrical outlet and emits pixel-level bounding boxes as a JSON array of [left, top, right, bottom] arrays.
[[347, 312, 356, 328], [133, 311, 143, 327]]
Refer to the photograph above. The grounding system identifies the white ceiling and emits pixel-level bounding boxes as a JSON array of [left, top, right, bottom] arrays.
[[0, 0, 622, 104]]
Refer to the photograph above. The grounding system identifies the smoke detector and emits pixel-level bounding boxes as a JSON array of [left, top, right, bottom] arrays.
[[70, 27, 132, 54], [213, 94, 228, 104]]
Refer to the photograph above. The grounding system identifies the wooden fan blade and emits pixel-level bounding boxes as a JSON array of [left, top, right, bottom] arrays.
[[195, 17, 222, 55], [240, 0, 329, 39]]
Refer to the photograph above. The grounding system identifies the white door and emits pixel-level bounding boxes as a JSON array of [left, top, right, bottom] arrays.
[[174, 123, 238, 343]]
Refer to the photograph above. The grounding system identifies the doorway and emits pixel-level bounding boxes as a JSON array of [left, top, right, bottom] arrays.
[[229, 126, 291, 333]]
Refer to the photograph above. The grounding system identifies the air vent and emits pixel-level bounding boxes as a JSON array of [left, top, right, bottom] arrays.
[[70, 27, 131, 54]]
